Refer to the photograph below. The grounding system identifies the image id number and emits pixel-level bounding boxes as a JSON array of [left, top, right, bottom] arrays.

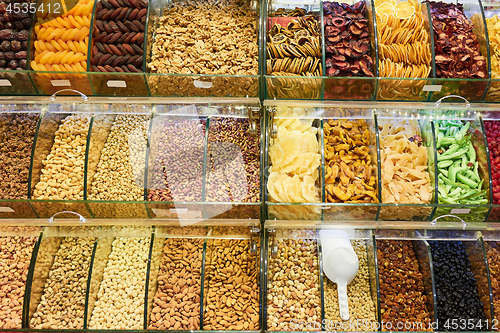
[[7, 2, 61, 14]]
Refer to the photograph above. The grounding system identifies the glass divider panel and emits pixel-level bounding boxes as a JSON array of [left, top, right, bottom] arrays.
[[464, 238, 494, 327], [26, 233, 62, 328], [414, 239, 438, 330], [373, 112, 381, 221], [144, 230, 163, 330], [316, 231, 325, 331], [85, 235, 114, 329], [27, 110, 44, 201], [320, 119, 325, 221], [82, 115, 95, 201], [143, 111, 157, 202], [21, 230, 43, 328], [259, 114, 265, 220], [479, 235, 495, 324], [368, 231, 380, 331], [422, 239, 438, 326], [199, 238, 207, 330], [143, 230, 156, 329], [481, 116, 494, 221], [83, 235, 100, 329]]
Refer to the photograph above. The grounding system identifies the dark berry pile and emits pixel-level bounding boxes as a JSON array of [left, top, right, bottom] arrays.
[[429, 241, 486, 331]]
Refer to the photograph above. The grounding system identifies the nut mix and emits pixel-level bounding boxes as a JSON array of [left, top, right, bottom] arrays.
[[267, 14, 322, 76], [206, 118, 260, 203], [203, 239, 259, 330], [0, 235, 38, 329], [89, 237, 150, 329], [149, 0, 257, 75], [267, 238, 321, 331], [91, 0, 147, 73], [30, 237, 96, 329], [33, 114, 91, 200], [435, 120, 487, 205], [148, 238, 203, 330], [0, 113, 39, 199], [267, 106, 321, 220], [324, 1, 374, 77], [376, 0, 431, 79], [324, 240, 376, 331], [485, 242, 500, 328], [377, 240, 431, 331], [148, 118, 205, 202], [88, 114, 149, 201], [324, 119, 377, 203], [429, 241, 486, 331], [31, 0, 94, 75], [0, 0, 32, 70], [428, 1, 486, 79]]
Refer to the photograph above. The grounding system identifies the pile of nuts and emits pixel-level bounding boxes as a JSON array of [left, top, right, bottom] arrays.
[[91, 0, 147, 72], [203, 239, 259, 330], [429, 1, 486, 79], [429, 241, 486, 330], [148, 0, 258, 75], [325, 240, 376, 331], [31, 237, 96, 329], [206, 118, 260, 203], [267, 239, 321, 331], [324, 1, 373, 77], [0, 113, 39, 199], [0, 235, 38, 329], [267, 13, 322, 76], [485, 242, 500, 325], [148, 238, 203, 330], [377, 240, 431, 331], [324, 119, 377, 203], [89, 237, 150, 329], [89, 114, 150, 201], [148, 118, 205, 202], [0, 0, 31, 70], [33, 114, 91, 200]]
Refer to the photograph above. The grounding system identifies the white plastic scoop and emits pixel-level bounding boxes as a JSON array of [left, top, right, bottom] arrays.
[[320, 229, 359, 321]]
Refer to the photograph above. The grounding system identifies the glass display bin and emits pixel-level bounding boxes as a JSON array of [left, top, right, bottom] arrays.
[[0, 222, 261, 331], [0, 96, 262, 221], [264, 99, 500, 223], [263, 221, 500, 332]]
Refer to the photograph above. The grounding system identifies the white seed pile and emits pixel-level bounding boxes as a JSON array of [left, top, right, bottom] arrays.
[[88, 237, 150, 329], [89, 114, 150, 201], [31, 237, 95, 329], [33, 114, 91, 200]]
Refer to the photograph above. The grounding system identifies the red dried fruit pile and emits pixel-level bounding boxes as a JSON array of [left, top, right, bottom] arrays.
[[428, 1, 486, 79], [0, 0, 31, 70], [324, 1, 373, 77], [91, 0, 147, 72], [485, 121, 500, 204]]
